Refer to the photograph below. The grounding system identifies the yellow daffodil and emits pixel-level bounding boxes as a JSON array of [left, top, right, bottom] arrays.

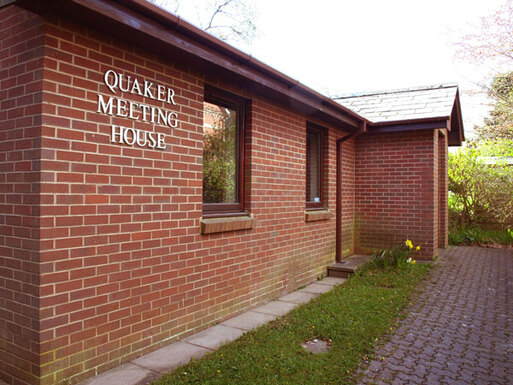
[[412, 260, 416, 264], [405, 239, 413, 249], [416, 245, 421, 251]]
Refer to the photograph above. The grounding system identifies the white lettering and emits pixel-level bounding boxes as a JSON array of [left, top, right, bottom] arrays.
[[128, 101, 140, 120], [136, 129, 147, 147], [124, 127, 137, 146], [167, 88, 176, 105], [102, 70, 177, 104], [157, 84, 166, 102], [116, 98, 128, 117], [144, 80, 155, 99], [104, 70, 118, 93], [157, 133, 166, 149], [119, 74, 130, 93], [99, 95, 179, 128], [109, 125, 166, 150], [98, 94, 114, 115], [150, 107, 157, 124], [100, 71, 175, 150], [140, 104, 150, 122], [111, 125, 123, 143], [157, 109, 167, 126], [131, 78, 142, 95], [167, 112, 178, 128], [148, 132, 157, 148]]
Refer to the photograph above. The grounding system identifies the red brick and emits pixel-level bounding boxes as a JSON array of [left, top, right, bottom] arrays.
[[355, 130, 438, 259]]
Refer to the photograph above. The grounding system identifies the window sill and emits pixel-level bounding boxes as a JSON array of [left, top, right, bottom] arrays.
[[200, 214, 256, 234], [305, 209, 332, 222]]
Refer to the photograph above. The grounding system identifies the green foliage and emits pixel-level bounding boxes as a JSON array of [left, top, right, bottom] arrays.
[[453, 70, 513, 232], [368, 240, 420, 270], [449, 227, 513, 246], [475, 72, 513, 142], [448, 141, 513, 230], [475, 138, 513, 156], [448, 146, 481, 228], [154, 265, 430, 385], [203, 105, 237, 204]]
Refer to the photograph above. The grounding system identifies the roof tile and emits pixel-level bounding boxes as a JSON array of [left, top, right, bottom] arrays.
[[334, 84, 458, 123]]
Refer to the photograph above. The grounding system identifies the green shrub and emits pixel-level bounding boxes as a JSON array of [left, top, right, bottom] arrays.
[[448, 140, 513, 230], [368, 240, 420, 270]]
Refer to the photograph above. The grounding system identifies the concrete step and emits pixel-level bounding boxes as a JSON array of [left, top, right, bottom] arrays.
[[327, 254, 372, 278]]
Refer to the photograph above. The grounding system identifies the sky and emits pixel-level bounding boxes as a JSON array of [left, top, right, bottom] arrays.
[[159, 0, 509, 137]]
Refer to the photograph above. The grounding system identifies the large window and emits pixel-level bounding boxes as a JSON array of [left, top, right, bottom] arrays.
[[306, 125, 325, 209], [203, 87, 245, 216]]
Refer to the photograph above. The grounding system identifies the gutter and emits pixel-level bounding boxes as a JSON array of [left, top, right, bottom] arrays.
[[115, 0, 368, 129], [14, 0, 366, 131], [121, 0, 364, 122]]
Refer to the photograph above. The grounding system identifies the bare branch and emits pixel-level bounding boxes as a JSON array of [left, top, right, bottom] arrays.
[[205, 0, 232, 31], [146, 0, 256, 44]]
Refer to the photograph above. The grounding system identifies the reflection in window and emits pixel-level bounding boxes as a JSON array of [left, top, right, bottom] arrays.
[[203, 102, 237, 204], [306, 127, 323, 208]]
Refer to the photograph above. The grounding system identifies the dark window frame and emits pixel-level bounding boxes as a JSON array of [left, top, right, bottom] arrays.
[[202, 85, 246, 217], [306, 123, 326, 210]]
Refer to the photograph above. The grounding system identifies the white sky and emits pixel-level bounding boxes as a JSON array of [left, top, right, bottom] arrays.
[[163, 0, 509, 136]]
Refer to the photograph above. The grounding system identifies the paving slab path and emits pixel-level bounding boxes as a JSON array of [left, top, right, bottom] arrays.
[[358, 246, 513, 385], [77, 276, 348, 385]]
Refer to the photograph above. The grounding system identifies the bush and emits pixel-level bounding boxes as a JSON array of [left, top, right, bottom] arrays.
[[369, 240, 420, 270], [448, 140, 513, 230]]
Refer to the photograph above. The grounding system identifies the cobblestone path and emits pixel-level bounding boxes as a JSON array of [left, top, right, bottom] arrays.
[[358, 246, 513, 385]]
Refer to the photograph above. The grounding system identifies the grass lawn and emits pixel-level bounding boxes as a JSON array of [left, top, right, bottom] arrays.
[[153, 263, 431, 385], [449, 227, 513, 247]]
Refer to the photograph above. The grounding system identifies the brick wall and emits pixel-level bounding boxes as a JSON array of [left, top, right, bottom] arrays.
[[0, 11, 355, 385], [354, 129, 439, 259], [340, 138, 356, 256], [433, 131, 440, 253], [0, 6, 45, 385], [438, 130, 448, 248]]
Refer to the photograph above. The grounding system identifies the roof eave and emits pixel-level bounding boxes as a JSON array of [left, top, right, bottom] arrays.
[[367, 117, 450, 133], [448, 90, 465, 146], [341, 87, 465, 145], [15, 0, 366, 131]]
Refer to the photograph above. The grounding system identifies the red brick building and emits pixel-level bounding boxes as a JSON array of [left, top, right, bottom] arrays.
[[0, 1, 463, 384]]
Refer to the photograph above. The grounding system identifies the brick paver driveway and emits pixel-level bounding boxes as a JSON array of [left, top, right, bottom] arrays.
[[358, 246, 513, 385]]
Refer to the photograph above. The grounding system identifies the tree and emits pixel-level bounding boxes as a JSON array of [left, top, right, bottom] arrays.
[[474, 71, 513, 141], [455, 0, 513, 71], [453, 0, 513, 137], [149, 0, 256, 44], [452, 0, 513, 142]]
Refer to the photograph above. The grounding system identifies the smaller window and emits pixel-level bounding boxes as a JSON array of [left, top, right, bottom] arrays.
[[306, 125, 325, 209]]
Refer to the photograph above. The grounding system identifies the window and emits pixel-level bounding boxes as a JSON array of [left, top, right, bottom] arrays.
[[203, 86, 245, 216], [306, 124, 324, 209]]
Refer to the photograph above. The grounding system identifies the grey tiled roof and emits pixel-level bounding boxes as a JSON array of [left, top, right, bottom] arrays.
[[333, 84, 458, 123]]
